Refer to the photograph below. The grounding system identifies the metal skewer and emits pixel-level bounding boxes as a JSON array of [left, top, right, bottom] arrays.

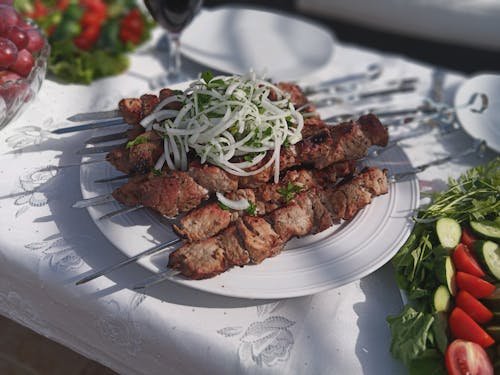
[[75, 238, 181, 285], [51, 118, 125, 134]]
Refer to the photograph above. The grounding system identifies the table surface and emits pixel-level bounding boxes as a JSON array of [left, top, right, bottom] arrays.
[[0, 9, 498, 375]]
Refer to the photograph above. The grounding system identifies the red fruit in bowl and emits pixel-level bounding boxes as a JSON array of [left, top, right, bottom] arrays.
[[10, 49, 34, 77], [4, 25, 28, 50], [24, 27, 44, 53], [0, 5, 19, 34], [0, 70, 27, 106], [0, 37, 18, 68]]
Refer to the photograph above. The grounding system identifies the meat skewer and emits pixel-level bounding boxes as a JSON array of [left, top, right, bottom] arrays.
[[74, 115, 388, 217], [173, 161, 356, 242], [168, 166, 389, 280]]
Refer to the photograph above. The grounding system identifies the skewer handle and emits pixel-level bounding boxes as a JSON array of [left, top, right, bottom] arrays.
[[75, 238, 181, 285]]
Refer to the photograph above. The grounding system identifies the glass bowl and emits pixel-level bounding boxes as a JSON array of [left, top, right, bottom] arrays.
[[0, 26, 51, 130]]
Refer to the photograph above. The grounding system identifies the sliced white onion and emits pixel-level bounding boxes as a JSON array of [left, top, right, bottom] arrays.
[[216, 192, 250, 211]]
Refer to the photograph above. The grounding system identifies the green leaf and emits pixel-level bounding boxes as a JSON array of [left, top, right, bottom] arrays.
[[387, 306, 435, 367], [202, 71, 214, 84], [126, 136, 148, 149], [408, 350, 447, 375]]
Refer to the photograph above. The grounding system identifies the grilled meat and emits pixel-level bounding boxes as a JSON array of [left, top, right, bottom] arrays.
[[168, 166, 389, 279], [112, 170, 209, 217], [173, 161, 356, 242]]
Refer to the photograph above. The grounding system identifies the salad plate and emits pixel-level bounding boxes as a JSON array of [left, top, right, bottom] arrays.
[[180, 6, 335, 81], [80, 144, 419, 299], [454, 73, 500, 153]]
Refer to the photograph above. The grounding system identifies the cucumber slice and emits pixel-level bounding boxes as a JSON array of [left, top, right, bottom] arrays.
[[471, 220, 500, 240], [433, 285, 451, 312], [435, 256, 457, 296], [475, 240, 500, 281], [436, 218, 462, 249]]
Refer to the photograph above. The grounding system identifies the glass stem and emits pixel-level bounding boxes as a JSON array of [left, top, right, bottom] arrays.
[[168, 33, 182, 77]]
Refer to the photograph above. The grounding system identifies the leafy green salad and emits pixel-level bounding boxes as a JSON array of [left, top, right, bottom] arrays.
[[388, 157, 500, 374]]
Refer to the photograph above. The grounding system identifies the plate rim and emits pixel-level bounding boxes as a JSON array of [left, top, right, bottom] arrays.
[[180, 5, 336, 80]]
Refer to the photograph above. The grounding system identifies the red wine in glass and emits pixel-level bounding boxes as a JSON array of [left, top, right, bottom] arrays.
[[144, 0, 203, 82]]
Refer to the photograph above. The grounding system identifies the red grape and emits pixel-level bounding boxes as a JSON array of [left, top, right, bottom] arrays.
[[0, 37, 18, 68], [10, 49, 34, 77], [24, 27, 44, 53], [4, 25, 28, 50], [0, 0, 14, 5], [0, 5, 19, 35], [0, 70, 26, 106]]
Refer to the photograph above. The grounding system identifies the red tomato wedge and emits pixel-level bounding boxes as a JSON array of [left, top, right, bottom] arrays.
[[455, 290, 493, 324], [453, 243, 486, 278], [461, 227, 477, 249], [445, 339, 493, 375], [449, 307, 495, 348], [456, 272, 495, 298]]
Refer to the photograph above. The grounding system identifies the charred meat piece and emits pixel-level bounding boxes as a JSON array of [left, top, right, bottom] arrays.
[[119, 98, 143, 124], [140, 94, 160, 117], [159, 88, 184, 110], [168, 166, 388, 279], [173, 162, 356, 242], [106, 131, 163, 175], [188, 161, 238, 193], [112, 170, 209, 217]]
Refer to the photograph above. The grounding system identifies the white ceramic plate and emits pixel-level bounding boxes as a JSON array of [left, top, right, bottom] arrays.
[[454, 73, 500, 153], [80, 145, 418, 299], [180, 6, 335, 81]]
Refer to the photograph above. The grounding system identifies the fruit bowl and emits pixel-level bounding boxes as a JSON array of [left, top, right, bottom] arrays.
[[0, 16, 50, 130]]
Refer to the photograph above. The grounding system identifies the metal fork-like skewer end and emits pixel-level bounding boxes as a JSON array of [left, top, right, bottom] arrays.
[[132, 268, 181, 290], [72, 193, 115, 208], [75, 238, 182, 286], [38, 158, 105, 172], [52, 118, 125, 134], [95, 174, 130, 183], [99, 205, 143, 220], [77, 144, 123, 155], [390, 139, 487, 183], [85, 130, 130, 145]]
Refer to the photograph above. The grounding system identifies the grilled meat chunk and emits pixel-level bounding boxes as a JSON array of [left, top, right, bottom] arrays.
[[173, 162, 356, 242], [119, 98, 142, 124], [168, 166, 389, 279], [106, 131, 163, 175], [188, 161, 238, 193]]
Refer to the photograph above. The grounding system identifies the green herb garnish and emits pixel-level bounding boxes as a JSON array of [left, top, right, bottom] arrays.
[[278, 183, 303, 203], [126, 136, 148, 149], [245, 201, 257, 216]]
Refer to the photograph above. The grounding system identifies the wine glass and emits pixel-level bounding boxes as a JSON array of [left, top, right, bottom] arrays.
[[144, 0, 203, 84]]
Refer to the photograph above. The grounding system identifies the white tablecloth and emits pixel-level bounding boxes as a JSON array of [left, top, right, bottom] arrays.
[[0, 15, 497, 375]]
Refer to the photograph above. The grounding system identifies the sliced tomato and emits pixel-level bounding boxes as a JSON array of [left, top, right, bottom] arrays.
[[453, 243, 486, 278], [455, 290, 493, 324], [445, 339, 493, 375], [456, 272, 495, 298], [449, 307, 495, 347], [462, 227, 478, 249]]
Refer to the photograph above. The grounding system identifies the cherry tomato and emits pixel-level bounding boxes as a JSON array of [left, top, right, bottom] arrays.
[[74, 24, 100, 50], [453, 243, 486, 278], [461, 227, 477, 249], [9, 49, 34, 77], [4, 25, 28, 50], [455, 290, 493, 324], [445, 339, 494, 375], [0, 37, 18, 68], [56, 0, 70, 11], [456, 272, 496, 298], [119, 9, 144, 45]]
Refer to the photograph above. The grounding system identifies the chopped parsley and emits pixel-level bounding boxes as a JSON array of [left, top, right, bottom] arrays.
[[278, 183, 303, 203], [126, 136, 148, 149], [245, 201, 257, 216]]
